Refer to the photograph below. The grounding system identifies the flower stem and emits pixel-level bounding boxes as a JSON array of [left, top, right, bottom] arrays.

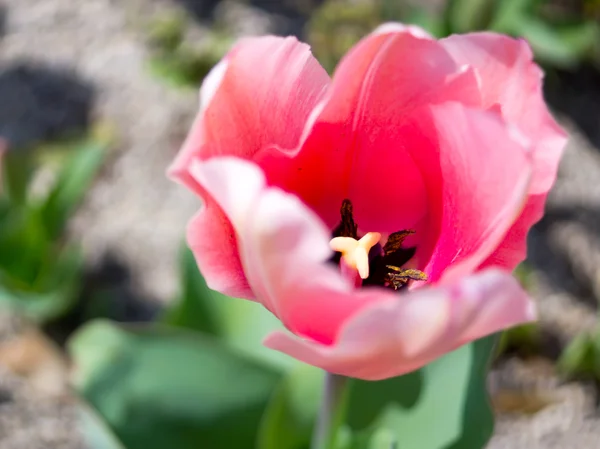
[[311, 372, 350, 449]]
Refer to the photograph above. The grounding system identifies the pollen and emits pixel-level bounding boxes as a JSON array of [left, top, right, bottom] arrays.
[[329, 232, 381, 279]]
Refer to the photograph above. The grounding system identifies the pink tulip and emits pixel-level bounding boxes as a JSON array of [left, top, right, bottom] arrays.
[[169, 24, 566, 380]]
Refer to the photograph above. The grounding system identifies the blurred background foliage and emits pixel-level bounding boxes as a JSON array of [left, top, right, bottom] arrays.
[[0, 0, 599, 448], [143, 0, 600, 87], [307, 0, 600, 73]]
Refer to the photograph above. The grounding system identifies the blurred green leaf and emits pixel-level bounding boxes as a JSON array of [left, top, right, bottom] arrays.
[[162, 246, 222, 335], [444, 0, 497, 34], [0, 245, 83, 322], [0, 205, 50, 283], [38, 138, 106, 239], [78, 401, 127, 449], [69, 320, 281, 449], [147, 34, 232, 89], [555, 21, 600, 62], [345, 335, 498, 449], [515, 17, 584, 68], [257, 364, 324, 449], [1, 151, 34, 205], [558, 331, 598, 378], [489, 0, 529, 32]]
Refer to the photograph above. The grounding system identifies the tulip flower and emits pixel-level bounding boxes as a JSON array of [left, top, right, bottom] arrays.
[[169, 23, 566, 381]]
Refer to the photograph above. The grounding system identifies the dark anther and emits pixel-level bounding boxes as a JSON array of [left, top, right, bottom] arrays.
[[383, 230, 414, 255], [384, 266, 429, 290], [332, 199, 358, 239], [330, 199, 428, 291]]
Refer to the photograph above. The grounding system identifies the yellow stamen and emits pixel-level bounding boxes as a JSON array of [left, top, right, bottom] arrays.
[[330, 232, 381, 279]]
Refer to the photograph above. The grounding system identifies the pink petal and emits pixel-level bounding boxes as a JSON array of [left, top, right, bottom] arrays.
[[186, 159, 268, 300], [168, 35, 330, 195], [186, 198, 253, 299], [420, 103, 533, 283], [258, 24, 481, 234], [441, 33, 567, 270], [479, 193, 546, 270], [265, 269, 535, 380]]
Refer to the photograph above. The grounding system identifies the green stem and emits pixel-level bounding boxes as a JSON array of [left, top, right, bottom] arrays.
[[311, 372, 350, 449]]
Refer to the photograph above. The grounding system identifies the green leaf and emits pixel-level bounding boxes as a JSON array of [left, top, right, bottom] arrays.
[[558, 331, 598, 378], [161, 246, 222, 335], [38, 138, 106, 239], [513, 17, 584, 68], [444, 0, 497, 33], [0, 205, 50, 283], [488, 0, 529, 32], [0, 245, 83, 322], [78, 401, 126, 449], [346, 335, 498, 449], [257, 364, 324, 449], [69, 320, 282, 449], [1, 151, 34, 205]]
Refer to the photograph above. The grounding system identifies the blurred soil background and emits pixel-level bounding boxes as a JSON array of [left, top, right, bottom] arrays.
[[0, 0, 599, 448]]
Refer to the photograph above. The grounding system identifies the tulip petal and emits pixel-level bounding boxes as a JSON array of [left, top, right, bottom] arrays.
[[418, 103, 533, 283], [186, 199, 254, 299], [259, 24, 482, 234], [478, 193, 546, 271], [441, 33, 567, 271], [441, 32, 566, 193], [265, 269, 534, 380], [186, 158, 269, 299], [169, 35, 330, 195]]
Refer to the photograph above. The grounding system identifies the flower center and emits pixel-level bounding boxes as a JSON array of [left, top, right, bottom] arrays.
[[329, 199, 428, 291]]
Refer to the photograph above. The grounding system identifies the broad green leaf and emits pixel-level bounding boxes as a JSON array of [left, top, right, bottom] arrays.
[[69, 320, 281, 449], [345, 335, 498, 449], [162, 245, 297, 371], [78, 401, 126, 449], [38, 138, 106, 239], [257, 364, 324, 449], [161, 246, 222, 335]]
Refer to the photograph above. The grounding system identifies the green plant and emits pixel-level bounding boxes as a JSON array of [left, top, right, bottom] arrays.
[[145, 13, 234, 88], [70, 246, 503, 449], [0, 126, 111, 322]]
